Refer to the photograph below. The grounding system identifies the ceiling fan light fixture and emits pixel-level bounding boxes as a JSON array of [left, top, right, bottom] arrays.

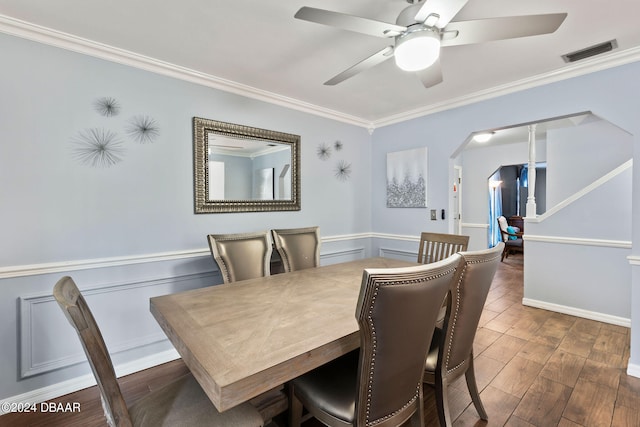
[[394, 27, 441, 72]]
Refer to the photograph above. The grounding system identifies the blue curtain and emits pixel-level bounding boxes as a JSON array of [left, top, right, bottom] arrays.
[[520, 165, 528, 188], [488, 172, 503, 247]]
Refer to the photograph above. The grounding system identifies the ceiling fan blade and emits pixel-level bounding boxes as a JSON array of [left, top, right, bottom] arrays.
[[324, 46, 394, 85], [441, 13, 567, 47], [414, 0, 470, 28], [416, 58, 443, 88], [295, 7, 406, 38]]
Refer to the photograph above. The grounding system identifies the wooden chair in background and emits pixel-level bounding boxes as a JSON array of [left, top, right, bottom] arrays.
[[417, 232, 469, 264], [417, 232, 470, 327], [53, 276, 264, 427]]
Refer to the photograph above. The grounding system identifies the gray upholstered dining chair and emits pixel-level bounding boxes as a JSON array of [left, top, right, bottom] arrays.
[[53, 276, 264, 427], [207, 231, 272, 284], [417, 232, 469, 264], [271, 226, 320, 272], [423, 242, 503, 427], [289, 255, 462, 427]]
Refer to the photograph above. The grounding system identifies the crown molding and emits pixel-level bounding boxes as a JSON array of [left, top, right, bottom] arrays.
[[372, 46, 640, 128], [2, 14, 640, 131], [0, 14, 370, 128]]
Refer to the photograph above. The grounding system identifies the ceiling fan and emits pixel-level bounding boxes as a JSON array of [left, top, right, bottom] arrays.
[[294, 0, 567, 88]]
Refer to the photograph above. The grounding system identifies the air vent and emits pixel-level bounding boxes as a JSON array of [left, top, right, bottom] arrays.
[[562, 40, 618, 63]]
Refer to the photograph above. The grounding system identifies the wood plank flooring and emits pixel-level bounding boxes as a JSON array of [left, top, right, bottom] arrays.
[[2, 255, 639, 427]]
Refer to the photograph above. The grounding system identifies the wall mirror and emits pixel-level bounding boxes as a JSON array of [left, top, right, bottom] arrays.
[[193, 117, 300, 213]]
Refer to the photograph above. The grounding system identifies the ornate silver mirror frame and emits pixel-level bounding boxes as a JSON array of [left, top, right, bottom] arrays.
[[193, 117, 301, 213]]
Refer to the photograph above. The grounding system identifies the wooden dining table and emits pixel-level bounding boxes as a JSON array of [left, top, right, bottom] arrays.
[[150, 257, 416, 413]]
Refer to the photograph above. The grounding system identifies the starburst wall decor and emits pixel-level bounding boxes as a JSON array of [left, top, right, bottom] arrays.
[[93, 97, 120, 117], [335, 160, 352, 182], [315, 140, 353, 182], [71, 128, 124, 168], [316, 142, 332, 160], [70, 97, 161, 168], [126, 115, 160, 144]]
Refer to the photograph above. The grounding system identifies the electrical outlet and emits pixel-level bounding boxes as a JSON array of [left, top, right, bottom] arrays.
[[430, 209, 437, 220]]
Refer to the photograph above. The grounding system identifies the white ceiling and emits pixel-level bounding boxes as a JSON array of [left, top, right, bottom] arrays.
[[1, 0, 639, 128]]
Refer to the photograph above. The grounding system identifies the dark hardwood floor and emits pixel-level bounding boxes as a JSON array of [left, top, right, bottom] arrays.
[[2, 255, 639, 427]]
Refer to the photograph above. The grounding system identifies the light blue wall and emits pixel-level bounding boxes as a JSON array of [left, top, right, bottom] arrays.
[[0, 32, 372, 400], [524, 167, 632, 319], [546, 120, 632, 206], [0, 34, 373, 266], [370, 61, 640, 376]]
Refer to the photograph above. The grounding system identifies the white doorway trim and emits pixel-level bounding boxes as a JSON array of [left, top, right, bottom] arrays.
[[453, 165, 462, 234]]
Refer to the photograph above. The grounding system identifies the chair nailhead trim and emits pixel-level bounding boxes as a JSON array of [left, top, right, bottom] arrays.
[[365, 266, 456, 426], [218, 258, 231, 283], [445, 253, 501, 375]]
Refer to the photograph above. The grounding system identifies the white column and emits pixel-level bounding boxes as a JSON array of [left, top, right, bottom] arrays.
[[526, 124, 537, 218]]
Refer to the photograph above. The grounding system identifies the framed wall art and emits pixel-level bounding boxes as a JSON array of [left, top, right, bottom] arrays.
[[386, 147, 428, 208]]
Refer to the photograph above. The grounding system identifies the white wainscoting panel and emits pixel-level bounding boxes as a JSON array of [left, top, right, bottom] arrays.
[[320, 247, 365, 265], [19, 272, 217, 378], [378, 248, 417, 263]]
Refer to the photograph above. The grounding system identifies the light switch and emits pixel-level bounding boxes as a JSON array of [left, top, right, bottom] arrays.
[[430, 209, 437, 220]]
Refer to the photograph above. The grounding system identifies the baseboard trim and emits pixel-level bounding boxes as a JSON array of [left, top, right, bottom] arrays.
[[522, 298, 630, 328], [0, 348, 180, 415], [627, 362, 640, 379]]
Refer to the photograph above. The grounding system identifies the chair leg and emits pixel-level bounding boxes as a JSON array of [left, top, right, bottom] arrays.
[[288, 383, 303, 427], [411, 385, 426, 427], [464, 357, 488, 421], [435, 374, 453, 427]]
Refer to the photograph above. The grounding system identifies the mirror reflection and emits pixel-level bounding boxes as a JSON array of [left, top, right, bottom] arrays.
[[208, 135, 291, 201], [193, 117, 300, 213]]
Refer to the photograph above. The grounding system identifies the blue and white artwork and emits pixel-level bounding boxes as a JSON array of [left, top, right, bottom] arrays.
[[386, 147, 428, 208]]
